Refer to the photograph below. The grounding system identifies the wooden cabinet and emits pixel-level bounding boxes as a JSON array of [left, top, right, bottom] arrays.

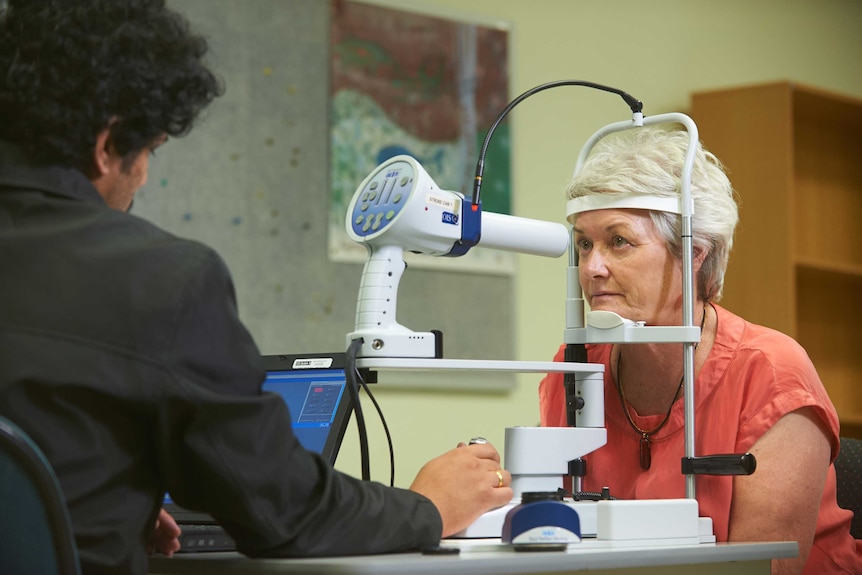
[[691, 81, 862, 439]]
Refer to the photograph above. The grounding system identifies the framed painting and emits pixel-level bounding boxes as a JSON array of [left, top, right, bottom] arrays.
[[328, 0, 513, 274]]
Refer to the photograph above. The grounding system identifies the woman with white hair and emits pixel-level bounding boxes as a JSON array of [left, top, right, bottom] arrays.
[[538, 127, 860, 575]]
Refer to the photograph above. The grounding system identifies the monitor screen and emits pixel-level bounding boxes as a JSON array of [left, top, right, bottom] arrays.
[[261, 366, 349, 459], [259, 352, 353, 464]]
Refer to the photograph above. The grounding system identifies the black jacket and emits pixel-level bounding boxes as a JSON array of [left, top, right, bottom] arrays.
[[0, 142, 441, 575]]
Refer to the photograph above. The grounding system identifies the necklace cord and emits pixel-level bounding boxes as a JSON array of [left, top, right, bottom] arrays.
[[615, 306, 707, 469]]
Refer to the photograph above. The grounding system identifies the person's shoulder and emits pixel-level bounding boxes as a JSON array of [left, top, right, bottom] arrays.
[[116, 210, 220, 261], [716, 304, 805, 354], [94, 209, 230, 290], [715, 305, 818, 384]]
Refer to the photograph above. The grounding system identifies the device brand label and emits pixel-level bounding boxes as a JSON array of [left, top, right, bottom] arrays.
[[441, 212, 459, 225], [292, 358, 334, 369]]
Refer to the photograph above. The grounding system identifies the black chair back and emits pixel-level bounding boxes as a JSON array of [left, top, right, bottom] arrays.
[[835, 436, 862, 539], [0, 416, 81, 575]]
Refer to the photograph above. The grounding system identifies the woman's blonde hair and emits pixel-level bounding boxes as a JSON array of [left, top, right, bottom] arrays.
[[566, 126, 738, 301]]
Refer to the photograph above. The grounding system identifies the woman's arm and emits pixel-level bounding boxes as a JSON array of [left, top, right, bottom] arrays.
[[728, 407, 832, 575]]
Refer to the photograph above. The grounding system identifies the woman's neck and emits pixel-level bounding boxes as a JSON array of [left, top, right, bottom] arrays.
[[611, 303, 715, 416]]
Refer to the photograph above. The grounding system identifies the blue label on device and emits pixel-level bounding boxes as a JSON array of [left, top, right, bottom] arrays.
[[442, 212, 459, 225]]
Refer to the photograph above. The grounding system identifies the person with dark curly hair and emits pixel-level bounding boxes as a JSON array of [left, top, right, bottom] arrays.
[[0, 1, 512, 574]]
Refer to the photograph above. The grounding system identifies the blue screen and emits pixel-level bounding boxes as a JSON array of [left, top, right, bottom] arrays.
[[262, 368, 348, 454]]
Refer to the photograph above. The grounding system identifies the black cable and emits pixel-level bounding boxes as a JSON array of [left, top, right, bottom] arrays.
[[471, 80, 643, 207], [346, 338, 371, 481], [353, 368, 396, 487]]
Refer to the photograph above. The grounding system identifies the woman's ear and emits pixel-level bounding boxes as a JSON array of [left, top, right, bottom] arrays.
[[693, 246, 708, 274]]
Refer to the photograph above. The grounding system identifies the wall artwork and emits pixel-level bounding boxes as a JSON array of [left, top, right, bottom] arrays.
[[328, 0, 514, 274]]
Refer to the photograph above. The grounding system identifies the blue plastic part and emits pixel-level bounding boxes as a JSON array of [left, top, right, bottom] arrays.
[[446, 201, 482, 257], [501, 500, 581, 544]]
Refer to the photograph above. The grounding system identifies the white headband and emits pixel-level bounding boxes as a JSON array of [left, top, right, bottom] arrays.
[[566, 193, 683, 223]]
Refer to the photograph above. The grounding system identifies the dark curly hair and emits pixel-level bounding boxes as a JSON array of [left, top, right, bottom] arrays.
[[0, 0, 224, 172]]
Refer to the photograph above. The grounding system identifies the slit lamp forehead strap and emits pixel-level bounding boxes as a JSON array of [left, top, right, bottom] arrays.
[[566, 193, 683, 224]]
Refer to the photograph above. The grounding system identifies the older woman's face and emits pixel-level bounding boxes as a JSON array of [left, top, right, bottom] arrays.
[[573, 208, 683, 326]]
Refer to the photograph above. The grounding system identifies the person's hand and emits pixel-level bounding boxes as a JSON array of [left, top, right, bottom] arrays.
[[409, 442, 513, 538], [147, 508, 182, 557]]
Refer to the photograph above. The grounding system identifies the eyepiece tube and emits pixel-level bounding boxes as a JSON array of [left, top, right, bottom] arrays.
[[480, 212, 569, 258]]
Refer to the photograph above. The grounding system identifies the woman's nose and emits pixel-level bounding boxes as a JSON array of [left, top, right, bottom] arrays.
[[580, 249, 609, 278]]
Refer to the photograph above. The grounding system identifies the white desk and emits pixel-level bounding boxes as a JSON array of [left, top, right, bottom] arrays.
[[148, 540, 796, 575]]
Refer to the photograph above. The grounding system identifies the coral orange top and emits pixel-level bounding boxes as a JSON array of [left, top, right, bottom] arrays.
[[539, 304, 861, 574]]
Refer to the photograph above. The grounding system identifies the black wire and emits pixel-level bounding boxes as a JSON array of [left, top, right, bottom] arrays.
[[346, 338, 370, 481], [354, 368, 396, 487], [471, 80, 643, 207]]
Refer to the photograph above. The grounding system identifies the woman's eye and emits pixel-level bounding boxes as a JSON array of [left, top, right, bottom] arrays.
[[612, 236, 628, 247], [575, 238, 592, 252]]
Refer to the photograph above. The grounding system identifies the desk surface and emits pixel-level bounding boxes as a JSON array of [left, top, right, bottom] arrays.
[[148, 540, 797, 575]]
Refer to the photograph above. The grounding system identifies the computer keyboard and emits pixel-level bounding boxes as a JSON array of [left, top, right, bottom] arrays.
[[176, 523, 236, 553]]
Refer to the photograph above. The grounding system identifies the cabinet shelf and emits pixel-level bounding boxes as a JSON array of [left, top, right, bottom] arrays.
[[796, 258, 862, 278], [692, 81, 862, 439]]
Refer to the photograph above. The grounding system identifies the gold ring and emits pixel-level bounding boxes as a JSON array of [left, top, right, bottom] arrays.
[[495, 469, 504, 488]]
